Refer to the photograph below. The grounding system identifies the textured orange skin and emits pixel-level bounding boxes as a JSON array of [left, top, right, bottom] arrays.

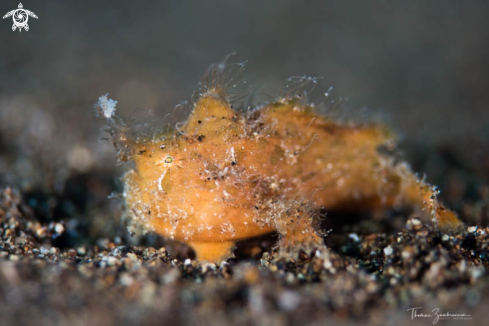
[[122, 95, 461, 262]]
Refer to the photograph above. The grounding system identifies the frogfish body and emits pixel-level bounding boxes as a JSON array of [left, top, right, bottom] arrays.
[[94, 59, 461, 262]]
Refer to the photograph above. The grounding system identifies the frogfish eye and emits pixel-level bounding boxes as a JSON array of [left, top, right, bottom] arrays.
[[164, 156, 173, 164]]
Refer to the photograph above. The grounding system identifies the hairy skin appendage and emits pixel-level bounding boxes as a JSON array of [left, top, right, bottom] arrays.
[[93, 58, 462, 262]]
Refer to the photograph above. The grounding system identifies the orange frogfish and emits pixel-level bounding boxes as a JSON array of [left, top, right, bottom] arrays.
[[94, 58, 462, 262]]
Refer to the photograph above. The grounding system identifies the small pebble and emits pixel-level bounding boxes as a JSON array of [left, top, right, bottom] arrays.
[[54, 223, 65, 234], [383, 246, 393, 256], [467, 226, 478, 233]]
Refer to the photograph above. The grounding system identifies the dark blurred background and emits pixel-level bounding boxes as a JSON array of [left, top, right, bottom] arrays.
[[0, 0, 488, 231]]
